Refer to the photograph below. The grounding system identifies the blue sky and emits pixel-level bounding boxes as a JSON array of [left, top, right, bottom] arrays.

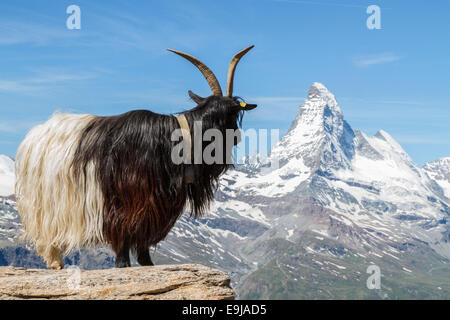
[[0, 0, 448, 166]]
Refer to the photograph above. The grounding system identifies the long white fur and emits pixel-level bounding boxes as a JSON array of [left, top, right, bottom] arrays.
[[15, 113, 105, 268]]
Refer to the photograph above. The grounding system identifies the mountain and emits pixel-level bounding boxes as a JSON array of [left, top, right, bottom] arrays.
[[0, 155, 14, 197], [423, 158, 450, 199], [1, 83, 449, 299]]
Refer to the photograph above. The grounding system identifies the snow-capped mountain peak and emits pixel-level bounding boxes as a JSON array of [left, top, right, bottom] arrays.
[[0, 155, 14, 175], [271, 82, 354, 173], [0, 155, 15, 197], [307, 82, 337, 101], [374, 130, 409, 157], [423, 157, 450, 199], [223, 83, 450, 251], [288, 82, 342, 136]]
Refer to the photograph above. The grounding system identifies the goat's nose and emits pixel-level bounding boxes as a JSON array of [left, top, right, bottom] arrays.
[[244, 104, 257, 110]]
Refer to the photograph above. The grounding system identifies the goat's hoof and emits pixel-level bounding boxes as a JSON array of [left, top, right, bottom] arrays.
[[49, 261, 64, 270], [115, 261, 131, 268]]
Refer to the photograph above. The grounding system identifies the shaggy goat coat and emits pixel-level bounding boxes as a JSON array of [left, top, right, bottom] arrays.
[[15, 46, 255, 269], [15, 103, 239, 268]]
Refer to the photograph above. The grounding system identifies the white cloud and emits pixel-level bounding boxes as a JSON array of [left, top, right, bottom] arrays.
[[0, 120, 39, 133], [241, 96, 303, 122], [395, 135, 450, 145], [0, 70, 101, 94], [27, 72, 98, 84], [340, 97, 425, 106], [274, 0, 366, 8], [250, 96, 304, 103], [353, 53, 402, 67], [0, 21, 80, 46], [0, 80, 38, 93]]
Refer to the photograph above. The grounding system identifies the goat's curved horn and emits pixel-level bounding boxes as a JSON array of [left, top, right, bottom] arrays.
[[226, 45, 254, 97], [167, 49, 223, 96]]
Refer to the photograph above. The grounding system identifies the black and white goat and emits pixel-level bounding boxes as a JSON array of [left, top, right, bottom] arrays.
[[15, 46, 256, 269]]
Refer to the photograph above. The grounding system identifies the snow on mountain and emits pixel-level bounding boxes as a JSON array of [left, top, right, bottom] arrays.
[[222, 82, 353, 198], [271, 82, 355, 171], [213, 82, 450, 285], [423, 158, 450, 199], [221, 83, 450, 298], [333, 129, 443, 220], [0, 155, 14, 197], [220, 83, 449, 244]]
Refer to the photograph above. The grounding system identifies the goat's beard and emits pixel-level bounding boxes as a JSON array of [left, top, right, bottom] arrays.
[[185, 160, 233, 218]]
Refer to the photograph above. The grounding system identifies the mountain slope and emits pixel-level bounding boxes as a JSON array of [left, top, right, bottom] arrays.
[[423, 158, 450, 199], [0, 155, 14, 197]]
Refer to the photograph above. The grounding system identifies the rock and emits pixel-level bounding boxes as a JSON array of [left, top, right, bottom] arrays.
[[0, 264, 234, 300]]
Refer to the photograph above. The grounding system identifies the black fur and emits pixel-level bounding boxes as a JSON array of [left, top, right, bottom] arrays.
[[71, 94, 254, 267]]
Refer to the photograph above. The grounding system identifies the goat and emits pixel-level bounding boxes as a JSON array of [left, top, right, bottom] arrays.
[[15, 45, 257, 269]]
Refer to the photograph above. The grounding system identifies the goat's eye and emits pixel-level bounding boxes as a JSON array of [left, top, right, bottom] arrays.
[[239, 102, 247, 108]]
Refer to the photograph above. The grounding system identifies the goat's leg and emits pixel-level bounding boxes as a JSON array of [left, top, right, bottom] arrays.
[[136, 248, 153, 266], [114, 243, 131, 268], [37, 242, 65, 270], [136, 247, 154, 266]]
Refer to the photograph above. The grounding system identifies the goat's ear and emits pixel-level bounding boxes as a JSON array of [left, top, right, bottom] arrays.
[[188, 90, 205, 104]]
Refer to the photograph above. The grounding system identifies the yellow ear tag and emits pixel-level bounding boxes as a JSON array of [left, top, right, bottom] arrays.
[[240, 102, 247, 108]]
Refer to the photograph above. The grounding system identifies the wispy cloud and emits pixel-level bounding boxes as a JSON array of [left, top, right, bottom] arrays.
[[0, 69, 101, 94], [243, 96, 303, 122], [0, 140, 15, 145], [27, 69, 99, 84], [0, 21, 80, 46], [340, 97, 425, 106], [0, 120, 39, 133], [79, 4, 227, 53], [250, 96, 304, 103], [395, 135, 450, 145], [353, 53, 402, 67], [377, 100, 423, 106], [0, 80, 37, 93], [274, 0, 367, 9]]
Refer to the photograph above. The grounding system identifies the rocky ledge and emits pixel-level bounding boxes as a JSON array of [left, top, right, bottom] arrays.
[[0, 264, 234, 300]]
